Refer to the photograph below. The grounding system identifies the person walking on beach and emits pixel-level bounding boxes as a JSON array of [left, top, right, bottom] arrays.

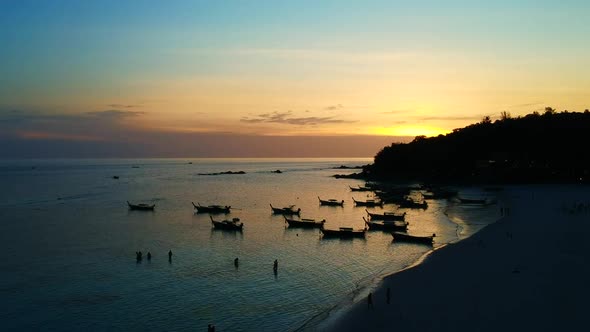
[[168, 250, 173, 262], [367, 292, 374, 309], [386, 287, 391, 304]]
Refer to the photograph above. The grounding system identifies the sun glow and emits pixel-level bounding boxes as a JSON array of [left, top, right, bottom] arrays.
[[372, 125, 448, 138]]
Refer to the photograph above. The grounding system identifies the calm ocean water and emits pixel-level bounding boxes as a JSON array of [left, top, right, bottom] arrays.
[[0, 158, 498, 331]]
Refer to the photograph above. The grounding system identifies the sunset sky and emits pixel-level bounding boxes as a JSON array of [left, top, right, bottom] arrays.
[[1, 0, 589, 157]]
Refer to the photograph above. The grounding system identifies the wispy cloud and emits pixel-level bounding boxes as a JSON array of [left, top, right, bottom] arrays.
[[381, 109, 411, 115], [107, 104, 139, 109], [418, 115, 485, 121], [324, 104, 344, 111], [508, 102, 544, 108], [0, 108, 148, 142], [240, 111, 355, 126], [87, 110, 145, 119]]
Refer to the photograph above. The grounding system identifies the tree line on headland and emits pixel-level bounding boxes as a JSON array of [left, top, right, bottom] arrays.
[[359, 108, 590, 184]]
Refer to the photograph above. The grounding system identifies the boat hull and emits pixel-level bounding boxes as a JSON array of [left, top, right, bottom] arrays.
[[127, 202, 155, 211], [321, 228, 366, 238], [193, 202, 231, 214], [392, 232, 434, 245], [284, 216, 325, 228]]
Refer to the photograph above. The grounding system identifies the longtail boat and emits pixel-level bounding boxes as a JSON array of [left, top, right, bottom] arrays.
[[210, 216, 243, 231], [392, 232, 435, 245], [352, 198, 383, 207], [283, 215, 325, 228], [365, 209, 406, 221], [270, 204, 301, 215], [363, 217, 408, 231], [192, 202, 231, 214], [127, 201, 155, 211], [320, 226, 366, 238], [318, 197, 344, 206]]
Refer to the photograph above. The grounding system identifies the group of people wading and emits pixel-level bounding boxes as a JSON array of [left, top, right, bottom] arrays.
[[135, 250, 173, 262]]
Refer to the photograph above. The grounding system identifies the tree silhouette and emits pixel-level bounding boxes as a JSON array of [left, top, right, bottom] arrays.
[[364, 110, 590, 183]]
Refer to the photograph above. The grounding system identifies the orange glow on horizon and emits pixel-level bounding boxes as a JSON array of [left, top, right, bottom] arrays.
[[372, 125, 449, 138]]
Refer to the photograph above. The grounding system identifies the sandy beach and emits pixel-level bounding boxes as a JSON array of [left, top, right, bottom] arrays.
[[321, 185, 590, 331]]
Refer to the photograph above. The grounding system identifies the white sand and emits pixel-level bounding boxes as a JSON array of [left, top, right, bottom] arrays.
[[321, 186, 590, 331]]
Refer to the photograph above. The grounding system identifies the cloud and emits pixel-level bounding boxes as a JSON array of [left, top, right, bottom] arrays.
[[86, 110, 145, 119], [240, 111, 355, 126], [324, 104, 343, 111], [508, 102, 543, 108], [418, 115, 485, 121], [381, 109, 411, 115], [107, 104, 139, 109], [0, 108, 148, 142]]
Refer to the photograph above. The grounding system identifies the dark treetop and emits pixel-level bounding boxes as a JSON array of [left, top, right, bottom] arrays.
[[362, 109, 590, 184]]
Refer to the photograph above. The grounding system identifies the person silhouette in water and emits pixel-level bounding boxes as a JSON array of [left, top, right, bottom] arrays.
[[234, 257, 239, 269], [168, 250, 173, 262], [147, 252, 152, 261]]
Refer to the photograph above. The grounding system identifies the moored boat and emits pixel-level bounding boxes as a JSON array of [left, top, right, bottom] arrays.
[[352, 198, 383, 207], [392, 232, 435, 245], [270, 204, 301, 215], [210, 216, 243, 231], [192, 202, 231, 214], [320, 226, 366, 238], [398, 198, 428, 209], [284, 216, 325, 228], [363, 217, 408, 231], [349, 185, 372, 192], [318, 197, 344, 206], [127, 201, 155, 211], [365, 209, 406, 221]]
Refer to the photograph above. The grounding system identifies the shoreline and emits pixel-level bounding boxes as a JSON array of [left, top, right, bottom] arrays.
[[319, 185, 590, 331], [297, 195, 495, 331]]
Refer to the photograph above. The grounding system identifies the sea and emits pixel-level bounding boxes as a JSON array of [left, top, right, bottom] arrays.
[[0, 158, 499, 331]]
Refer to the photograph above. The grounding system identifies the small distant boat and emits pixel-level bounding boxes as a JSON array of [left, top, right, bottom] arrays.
[[284, 215, 325, 228], [271, 169, 282, 174], [131, 166, 140, 168], [352, 198, 383, 207], [127, 201, 155, 211], [365, 209, 406, 221], [321, 226, 366, 238], [318, 197, 344, 206], [398, 199, 428, 209], [349, 185, 372, 192], [192, 202, 231, 214], [270, 204, 301, 215], [112, 176, 119, 179], [457, 197, 487, 204], [363, 217, 408, 231], [392, 232, 435, 245], [210, 216, 243, 231]]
